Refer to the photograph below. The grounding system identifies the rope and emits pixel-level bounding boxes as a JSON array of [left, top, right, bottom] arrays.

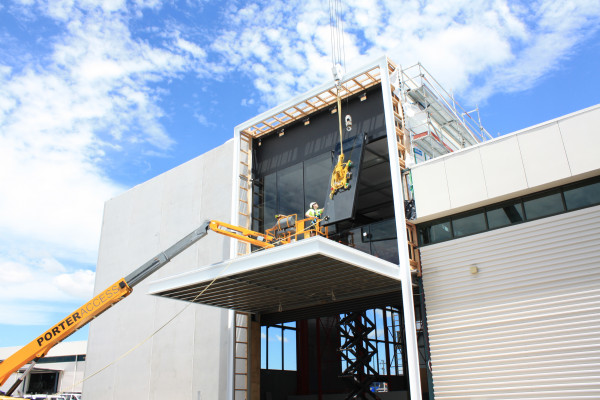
[[337, 88, 344, 156], [63, 222, 325, 392], [65, 257, 233, 391]]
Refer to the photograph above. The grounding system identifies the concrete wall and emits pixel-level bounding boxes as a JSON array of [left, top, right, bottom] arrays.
[[83, 140, 235, 400], [411, 104, 600, 221]]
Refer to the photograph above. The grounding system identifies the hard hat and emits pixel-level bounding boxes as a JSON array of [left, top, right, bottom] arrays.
[[310, 202, 317, 208]]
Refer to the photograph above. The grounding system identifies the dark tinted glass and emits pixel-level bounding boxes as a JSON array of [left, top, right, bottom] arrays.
[[564, 181, 600, 210], [487, 203, 524, 229], [277, 163, 304, 217], [264, 173, 277, 229], [304, 152, 332, 213], [371, 239, 399, 264], [452, 212, 486, 237], [37, 355, 77, 364], [420, 220, 452, 244], [351, 227, 371, 252], [369, 219, 397, 242], [523, 192, 564, 220]]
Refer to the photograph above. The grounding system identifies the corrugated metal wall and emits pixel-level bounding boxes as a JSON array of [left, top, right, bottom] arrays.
[[420, 205, 600, 399]]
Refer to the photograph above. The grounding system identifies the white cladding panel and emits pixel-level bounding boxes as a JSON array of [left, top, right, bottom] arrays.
[[420, 205, 600, 399], [517, 122, 571, 187], [83, 141, 234, 400], [479, 135, 528, 199], [412, 105, 600, 220], [410, 159, 451, 216], [559, 106, 600, 176], [444, 148, 487, 208]]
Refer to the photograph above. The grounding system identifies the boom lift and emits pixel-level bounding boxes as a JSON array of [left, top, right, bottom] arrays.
[[0, 216, 327, 397]]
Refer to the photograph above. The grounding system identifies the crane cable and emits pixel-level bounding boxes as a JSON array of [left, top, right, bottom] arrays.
[[329, 0, 345, 158], [328, 0, 352, 199]]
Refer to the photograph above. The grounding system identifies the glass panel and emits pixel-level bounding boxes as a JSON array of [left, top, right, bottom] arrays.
[[304, 152, 333, 213], [283, 329, 297, 371], [377, 342, 387, 375], [369, 347, 378, 374], [392, 343, 403, 375], [487, 203, 524, 229], [369, 309, 377, 324], [375, 309, 385, 340], [564, 181, 600, 210], [523, 191, 564, 220], [261, 326, 267, 369], [267, 327, 282, 370], [452, 212, 486, 238], [389, 343, 399, 375], [386, 310, 394, 332], [348, 227, 371, 253], [277, 163, 304, 217], [283, 321, 296, 328], [368, 219, 397, 242], [371, 239, 399, 264], [264, 173, 277, 229], [420, 220, 452, 244]]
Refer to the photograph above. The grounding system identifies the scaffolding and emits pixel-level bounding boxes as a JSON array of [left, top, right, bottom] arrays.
[[393, 63, 493, 165]]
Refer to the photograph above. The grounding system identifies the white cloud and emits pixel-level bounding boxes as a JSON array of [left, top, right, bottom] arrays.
[[241, 98, 255, 107], [194, 112, 215, 127], [0, 255, 95, 325], [54, 269, 96, 299], [0, 0, 214, 326], [1, 0, 598, 331], [270, 334, 288, 343], [213, 0, 600, 105]]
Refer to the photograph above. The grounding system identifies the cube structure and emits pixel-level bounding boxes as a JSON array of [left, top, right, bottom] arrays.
[[83, 57, 600, 400]]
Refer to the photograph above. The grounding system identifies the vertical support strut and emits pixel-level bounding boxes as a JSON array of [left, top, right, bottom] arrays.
[[338, 311, 382, 400]]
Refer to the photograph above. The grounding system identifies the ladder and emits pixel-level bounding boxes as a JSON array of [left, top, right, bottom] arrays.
[[234, 132, 252, 398], [233, 312, 249, 400], [237, 133, 253, 257]]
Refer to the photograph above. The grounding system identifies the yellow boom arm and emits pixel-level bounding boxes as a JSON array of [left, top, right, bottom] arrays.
[[209, 220, 276, 249], [0, 221, 212, 394], [0, 217, 324, 394], [0, 279, 132, 387]]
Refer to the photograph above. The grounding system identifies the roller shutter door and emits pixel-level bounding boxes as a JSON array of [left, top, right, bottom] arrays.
[[420, 205, 600, 399]]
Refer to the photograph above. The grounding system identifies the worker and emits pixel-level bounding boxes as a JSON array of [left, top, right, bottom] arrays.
[[305, 202, 323, 219]]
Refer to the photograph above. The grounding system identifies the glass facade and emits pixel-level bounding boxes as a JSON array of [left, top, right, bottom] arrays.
[[486, 203, 524, 229], [340, 307, 404, 377], [304, 152, 332, 212], [418, 220, 451, 245], [452, 212, 486, 238], [261, 322, 297, 371], [255, 153, 333, 231], [254, 136, 399, 264], [418, 175, 600, 246], [360, 219, 399, 264], [564, 180, 600, 211], [523, 191, 564, 220]]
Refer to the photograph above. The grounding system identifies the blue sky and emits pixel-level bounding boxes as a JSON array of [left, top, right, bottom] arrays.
[[0, 0, 599, 348]]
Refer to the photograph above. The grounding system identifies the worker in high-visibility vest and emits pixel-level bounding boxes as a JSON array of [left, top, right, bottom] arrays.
[[305, 202, 323, 219]]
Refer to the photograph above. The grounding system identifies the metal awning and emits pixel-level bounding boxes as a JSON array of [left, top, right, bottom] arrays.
[[148, 237, 403, 315]]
